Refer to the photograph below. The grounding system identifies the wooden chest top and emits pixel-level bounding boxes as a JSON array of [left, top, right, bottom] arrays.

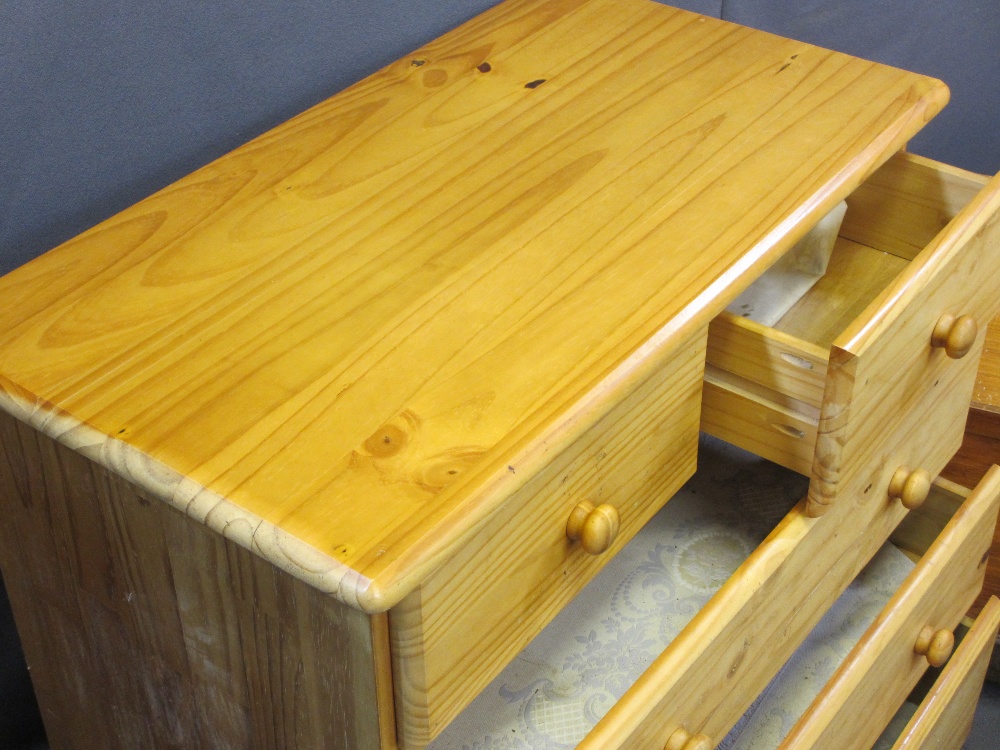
[[0, 0, 947, 610]]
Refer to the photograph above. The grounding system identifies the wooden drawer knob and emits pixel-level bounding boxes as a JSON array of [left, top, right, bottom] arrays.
[[665, 728, 712, 750], [566, 501, 620, 555], [914, 625, 955, 668], [931, 313, 978, 359], [888, 467, 932, 510]]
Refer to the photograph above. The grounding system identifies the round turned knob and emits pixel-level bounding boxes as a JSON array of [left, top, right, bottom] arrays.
[[665, 728, 712, 750], [931, 314, 978, 359], [914, 625, 955, 668], [888, 467, 932, 510], [566, 501, 620, 555]]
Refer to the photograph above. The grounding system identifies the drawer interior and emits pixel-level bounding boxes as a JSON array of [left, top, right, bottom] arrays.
[[703, 152, 992, 475]]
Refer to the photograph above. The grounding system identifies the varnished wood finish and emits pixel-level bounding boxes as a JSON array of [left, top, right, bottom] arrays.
[[0, 0, 948, 613], [779, 470, 1000, 750], [891, 597, 1000, 750], [839, 152, 990, 261], [0, 410, 389, 750], [943, 318, 1000, 615], [390, 334, 703, 746], [705, 153, 1000, 518], [975, 316, 1000, 412], [665, 728, 712, 750], [890, 477, 968, 561], [706, 313, 829, 407], [701, 366, 817, 474], [774, 238, 911, 351], [931, 314, 979, 359]]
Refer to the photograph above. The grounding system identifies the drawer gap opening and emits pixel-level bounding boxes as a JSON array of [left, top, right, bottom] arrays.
[[721, 537, 916, 749], [425, 436, 802, 749]]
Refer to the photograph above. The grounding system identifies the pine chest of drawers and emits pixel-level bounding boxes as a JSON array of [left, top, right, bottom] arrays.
[[1, 1, 998, 748]]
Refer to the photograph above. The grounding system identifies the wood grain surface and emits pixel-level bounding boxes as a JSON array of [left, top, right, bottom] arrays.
[[839, 151, 989, 262], [704, 153, 995, 490], [701, 365, 818, 474], [975, 318, 1000, 414], [706, 312, 829, 407], [942, 317, 1000, 616], [0, 410, 391, 750], [574, 399, 938, 749], [0, 0, 948, 610]]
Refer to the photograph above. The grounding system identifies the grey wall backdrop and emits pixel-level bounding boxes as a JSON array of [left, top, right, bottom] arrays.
[[0, 1, 998, 747], [1, 1, 998, 278]]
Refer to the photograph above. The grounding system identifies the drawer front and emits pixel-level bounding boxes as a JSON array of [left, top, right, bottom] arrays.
[[807, 168, 1000, 516], [780, 467, 1000, 749], [572, 431, 928, 749], [892, 596, 1000, 750], [390, 330, 706, 748]]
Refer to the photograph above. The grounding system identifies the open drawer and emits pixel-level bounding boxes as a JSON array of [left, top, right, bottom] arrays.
[[423, 437, 922, 750], [769, 467, 1000, 749], [702, 153, 1000, 517]]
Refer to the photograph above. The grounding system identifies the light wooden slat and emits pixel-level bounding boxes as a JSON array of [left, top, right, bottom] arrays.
[[774, 237, 910, 351], [893, 596, 1000, 749], [0, 0, 948, 609], [574, 409, 935, 749], [706, 312, 829, 408], [701, 367, 817, 475]]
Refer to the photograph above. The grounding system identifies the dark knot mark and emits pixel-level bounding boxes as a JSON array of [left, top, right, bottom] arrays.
[[525, 79, 546, 89], [411, 59, 426, 67], [477, 62, 492, 73]]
